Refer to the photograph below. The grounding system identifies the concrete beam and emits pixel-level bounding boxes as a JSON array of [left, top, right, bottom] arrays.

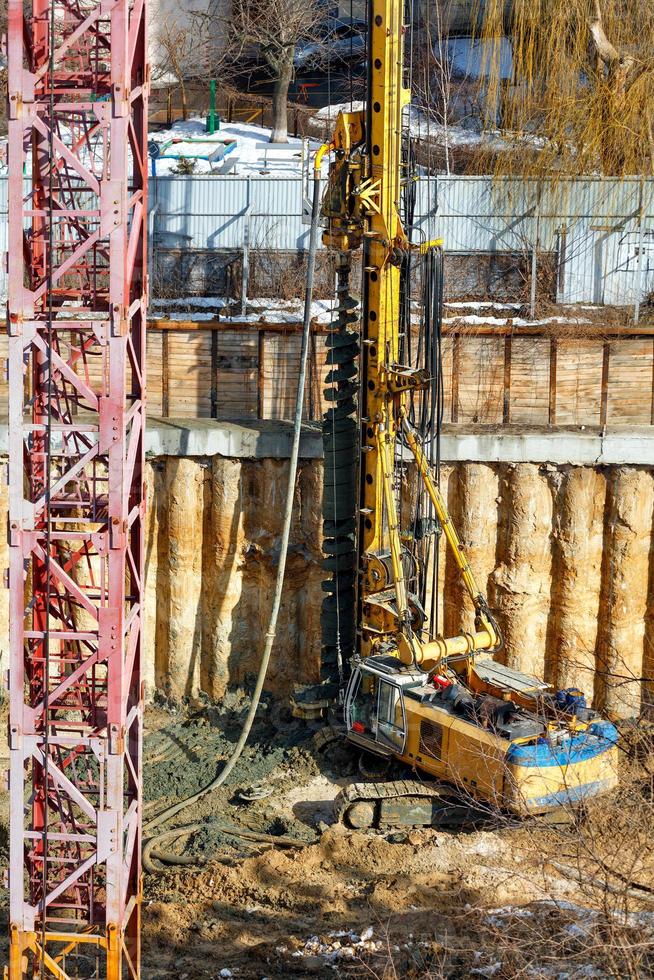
[[435, 426, 654, 466], [0, 418, 651, 464], [0, 417, 324, 460], [144, 417, 324, 459], [144, 421, 654, 465]]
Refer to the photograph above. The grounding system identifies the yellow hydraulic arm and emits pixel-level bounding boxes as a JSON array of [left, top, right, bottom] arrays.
[[399, 414, 498, 666]]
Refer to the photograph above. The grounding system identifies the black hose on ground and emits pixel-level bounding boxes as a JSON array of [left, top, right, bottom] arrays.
[[142, 823, 310, 874], [142, 156, 326, 870]]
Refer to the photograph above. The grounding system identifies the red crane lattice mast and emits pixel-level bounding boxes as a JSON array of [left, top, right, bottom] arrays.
[[6, 0, 148, 976]]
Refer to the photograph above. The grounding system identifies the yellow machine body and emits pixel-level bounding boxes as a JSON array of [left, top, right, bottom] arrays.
[[345, 656, 619, 816], [402, 698, 619, 816]]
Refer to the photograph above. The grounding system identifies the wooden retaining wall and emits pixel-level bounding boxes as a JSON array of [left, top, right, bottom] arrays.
[[0, 314, 649, 425], [145, 318, 654, 426]]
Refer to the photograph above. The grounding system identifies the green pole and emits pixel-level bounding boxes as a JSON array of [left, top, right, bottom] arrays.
[[207, 79, 218, 134]]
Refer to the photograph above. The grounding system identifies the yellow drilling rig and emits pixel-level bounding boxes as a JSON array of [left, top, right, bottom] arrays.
[[303, 0, 620, 828]]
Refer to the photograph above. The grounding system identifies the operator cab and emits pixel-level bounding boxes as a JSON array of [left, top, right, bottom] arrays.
[[344, 654, 551, 758], [345, 655, 423, 756]]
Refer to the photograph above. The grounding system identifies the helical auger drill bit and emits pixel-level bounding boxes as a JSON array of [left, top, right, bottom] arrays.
[[320, 254, 360, 698]]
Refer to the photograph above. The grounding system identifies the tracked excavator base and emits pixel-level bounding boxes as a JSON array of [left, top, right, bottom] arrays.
[[333, 780, 489, 831], [333, 777, 578, 831], [315, 729, 577, 830]]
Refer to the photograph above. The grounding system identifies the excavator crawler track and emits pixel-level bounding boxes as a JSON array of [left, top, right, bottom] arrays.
[[334, 780, 488, 830]]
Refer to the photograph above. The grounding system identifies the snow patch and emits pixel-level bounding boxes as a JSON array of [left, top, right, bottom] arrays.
[[443, 313, 593, 327], [150, 117, 323, 176], [511, 316, 592, 327], [445, 301, 523, 311], [152, 297, 340, 325], [311, 102, 552, 160], [165, 311, 218, 322], [151, 297, 227, 310], [314, 100, 365, 120]]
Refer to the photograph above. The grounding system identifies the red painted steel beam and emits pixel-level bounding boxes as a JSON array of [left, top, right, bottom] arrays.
[[7, 0, 148, 976]]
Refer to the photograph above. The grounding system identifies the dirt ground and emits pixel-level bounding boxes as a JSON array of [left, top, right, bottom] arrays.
[[2, 694, 654, 979]]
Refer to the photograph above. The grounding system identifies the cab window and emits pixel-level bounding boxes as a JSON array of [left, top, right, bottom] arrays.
[[376, 681, 406, 752], [347, 671, 375, 735]]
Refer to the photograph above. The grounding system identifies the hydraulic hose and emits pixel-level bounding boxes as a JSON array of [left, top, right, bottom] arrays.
[[142, 823, 309, 874], [143, 150, 327, 863]]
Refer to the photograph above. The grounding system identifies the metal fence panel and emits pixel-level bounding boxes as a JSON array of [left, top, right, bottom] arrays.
[[558, 212, 654, 305], [418, 177, 542, 252], [601, 221, 654, 306], [150, 176, 309, 250], [3, 174, 654, 303], [558, 226, 603, 304]]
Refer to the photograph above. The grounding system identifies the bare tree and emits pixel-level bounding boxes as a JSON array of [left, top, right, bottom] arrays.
[[587, 0, 651, 172], [153, 10, 219, 122], [228, 0, 321, 143], [413, 3, 457, 174], [433, 6, 456, 174], [152, 0, 324, 145]]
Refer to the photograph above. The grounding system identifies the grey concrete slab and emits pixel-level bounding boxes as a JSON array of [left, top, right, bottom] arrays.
[[0, 417, 652, 464], [144, 417, 324, 459], [435, 426, 654, 466]]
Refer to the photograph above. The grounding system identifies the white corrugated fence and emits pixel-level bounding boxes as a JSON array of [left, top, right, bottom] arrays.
[[3, 175, 654, 304]]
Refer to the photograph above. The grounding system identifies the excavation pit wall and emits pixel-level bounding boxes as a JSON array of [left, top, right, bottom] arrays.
[[1, 420, 653, 719]]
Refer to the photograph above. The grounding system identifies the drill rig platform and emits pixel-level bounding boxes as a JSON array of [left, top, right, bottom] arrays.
[[308, 0, 619, 826]]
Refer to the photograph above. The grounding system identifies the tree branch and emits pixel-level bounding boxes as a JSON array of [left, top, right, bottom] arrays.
[[589, 11, 620, 68]]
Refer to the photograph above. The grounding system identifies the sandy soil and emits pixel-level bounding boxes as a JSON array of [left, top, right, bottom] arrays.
[[2, 698, 654, 979]]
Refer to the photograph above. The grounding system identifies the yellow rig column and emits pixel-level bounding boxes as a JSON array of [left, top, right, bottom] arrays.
[[319, 0, 500, 675], [358, 0, 411, 654]]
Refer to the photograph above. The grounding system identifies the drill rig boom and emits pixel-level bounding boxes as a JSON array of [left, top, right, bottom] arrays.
[[320, 0, 498, 674]]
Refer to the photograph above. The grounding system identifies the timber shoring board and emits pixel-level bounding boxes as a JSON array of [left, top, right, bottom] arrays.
[[607, 339, 654, 425], [43, 318, 654, 425], [509, 338, 550, 425], [556, 340, 604, 427], [457, 337, 504, 425]]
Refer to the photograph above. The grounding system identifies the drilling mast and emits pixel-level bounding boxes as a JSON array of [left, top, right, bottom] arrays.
[[318, 0, 498, 692], [6, 0, 148, 976]]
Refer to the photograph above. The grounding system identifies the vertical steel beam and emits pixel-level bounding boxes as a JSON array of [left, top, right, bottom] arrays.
[[6, 0, 148, 976], [357, 0, 409, 650]]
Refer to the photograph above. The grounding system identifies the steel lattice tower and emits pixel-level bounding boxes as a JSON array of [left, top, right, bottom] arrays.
[[6, 0, 148, 975]]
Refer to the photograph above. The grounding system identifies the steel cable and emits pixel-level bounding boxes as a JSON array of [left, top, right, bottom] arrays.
[[142, 822, 309, 874]]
